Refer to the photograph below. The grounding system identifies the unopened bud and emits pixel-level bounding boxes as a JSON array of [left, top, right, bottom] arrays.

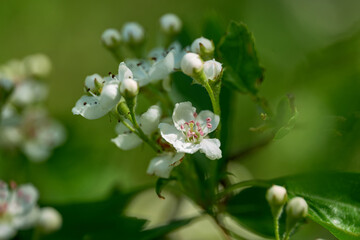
[[120, 78, 139, 98], [266, 185, 287, 219], [37, 207, 62, 233], [191, 37, 214, 59], [101, 28, 121, 48], [84, 74, 103, 93], [203, 59, 223, 81], [122, 22, 144, 44], [160, 13, 182, 35], [181, 53, 203, 77], [286, 197, 308, 219]]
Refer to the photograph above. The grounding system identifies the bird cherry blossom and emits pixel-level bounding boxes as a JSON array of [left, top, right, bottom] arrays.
[[159, 102, 221, 160]]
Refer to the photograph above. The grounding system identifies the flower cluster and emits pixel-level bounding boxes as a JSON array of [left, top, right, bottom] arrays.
[[0, 55, 66, 162], [72, 14, 224, 178], [0, 180, 62, 239]]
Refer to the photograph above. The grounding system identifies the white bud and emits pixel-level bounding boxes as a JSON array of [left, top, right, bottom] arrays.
[[160, 13, 182, 34], [101, 28, 121, 48], [180, 53, 203, 76], [84, 74, 103, 92], [191, 37, 214, 55], [24, 54, 52, 78], [203, 59, 222, 81], [120, 78, 139, 98], [286, 197, 308, 219], [122, 22, 144, 44], [37, 207, 62, 233], [266, 185, 287, 206]]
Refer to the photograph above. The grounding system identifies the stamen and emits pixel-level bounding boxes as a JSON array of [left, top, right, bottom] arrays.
[[180, 125, 184, 130], [206, 117, 211, 122], [193, 112, 198, 118], [207, 123, 212, 129]]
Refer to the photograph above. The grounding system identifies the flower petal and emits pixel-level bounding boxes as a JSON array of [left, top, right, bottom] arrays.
[[146, 152, 184, 178], [159, 123, 200, 154], [196, 110, 220, 135], [125, 59, 151, 87], [111, 132, 142, 150], [118, 62, 133, 81], [148, 50, 175, 82], [0, 224, 16, 240], [200, 138, 222, 160], [172, 102, 196, 131], [140, 105, 162, 135]]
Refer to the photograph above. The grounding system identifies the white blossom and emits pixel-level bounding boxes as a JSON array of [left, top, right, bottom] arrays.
[[120, 77, 139, 98], [190, 37, 214, 55], [23, 54, 52, 78], [10, 80, 48, 106], [147, 152, 185, 178], [111, 105, 162, 150], [101, 28, 121, 48], [84, 74, 102, 93], [159, 102, 221, 160], [181, 53, 203, 77], [121, 22, 144, 44], [203, 59, 222, 80], [160, 13, 182, 34], [37, 207, 62, 233]]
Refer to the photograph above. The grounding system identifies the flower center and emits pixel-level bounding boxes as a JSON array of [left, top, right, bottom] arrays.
[[180, 115, 212, 143]]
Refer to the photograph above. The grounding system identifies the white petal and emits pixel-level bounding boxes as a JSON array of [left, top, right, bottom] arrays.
[[172, 102, 196, 131], [7, 184, 38, 216], [125, 59, 151, 87], [118, 62, 133, 81], [200, 138, 222, 160], [114, 120, 132, 135], [196, 110, 220, 134], [22, 140, 50, 162], [140, 105, 162, 135], [159, 123, 200, 154], [146, 153, 184, 178], [0, 224, 16, 240], [111, 133, 142, 150], [148, 50, 175, 82]]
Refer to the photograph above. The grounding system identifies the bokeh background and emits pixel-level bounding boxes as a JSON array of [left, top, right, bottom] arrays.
[[1, 0, 360, 239]]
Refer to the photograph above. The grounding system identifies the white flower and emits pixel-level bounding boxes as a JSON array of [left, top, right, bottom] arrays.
[[203, 59, 222, 81], [84, 74, 102, 93], [23, 54, 52, 78], [120, 77, 139, 98], [121, 22, 144, 44], [111, 105, 162, 150], [101, 28, 121, 48], [286, 197, 308, 219], [10, 80, 48, 106], [37, 207, 62, 233], [159, 102, 221, 160], [124, 42, 184, 86], [266, 185, 287, 206], [160, 13, 182, 34], [181, 53, 203, 77], [147, 152, 185, 178], [0, 181, 40, 239], [190, 37, 214, 55], [72, 77, 120, 120]]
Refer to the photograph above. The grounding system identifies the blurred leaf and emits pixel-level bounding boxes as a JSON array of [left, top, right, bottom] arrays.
[[273, 94, 298, 140], [225, 172, 360, 240], [202, 13, 225, 46], [155, 177, 175, 199], [218, 21, 264, 95]]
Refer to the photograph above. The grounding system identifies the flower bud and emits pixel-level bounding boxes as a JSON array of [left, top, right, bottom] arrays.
[[190, 37, 214, 59], [266, 185, 287, 206], [203, 59, 223, 81], [101, 28, 121, 49], [160, 13, 182, 35], [37, 207, 62, 233], [286, 197, 308, 219], [84, 74, 103, 93], [121, 22, 144, 44], [120, 78, 139, 98], [181, 53, 203, 77], [24, 54, 52, 78]]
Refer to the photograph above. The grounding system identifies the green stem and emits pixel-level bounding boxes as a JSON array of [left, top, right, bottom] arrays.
[[204, 82, 221, 116], [217, 179, 271, 199], [274, 217, 280, 240], [283, 232, 290, 240]]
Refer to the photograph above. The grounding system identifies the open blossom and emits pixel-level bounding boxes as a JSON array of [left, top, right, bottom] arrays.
[[0, 181, 39, 239], [111, 105, 162, 150], [159, 102, 221, 160], [72, 75, 120, 120], [147, 152, 185, 178], [125, 42, 185, 87]]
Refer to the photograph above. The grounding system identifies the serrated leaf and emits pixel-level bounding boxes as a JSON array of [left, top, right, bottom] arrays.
[[218, 21, 264, 94]]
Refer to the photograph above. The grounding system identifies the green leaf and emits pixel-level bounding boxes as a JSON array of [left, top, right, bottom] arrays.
[[218, 21, 264, 94], [225, 172, 360, 240], [273, 94, 298, 140], [155, 177, 175, 199]]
